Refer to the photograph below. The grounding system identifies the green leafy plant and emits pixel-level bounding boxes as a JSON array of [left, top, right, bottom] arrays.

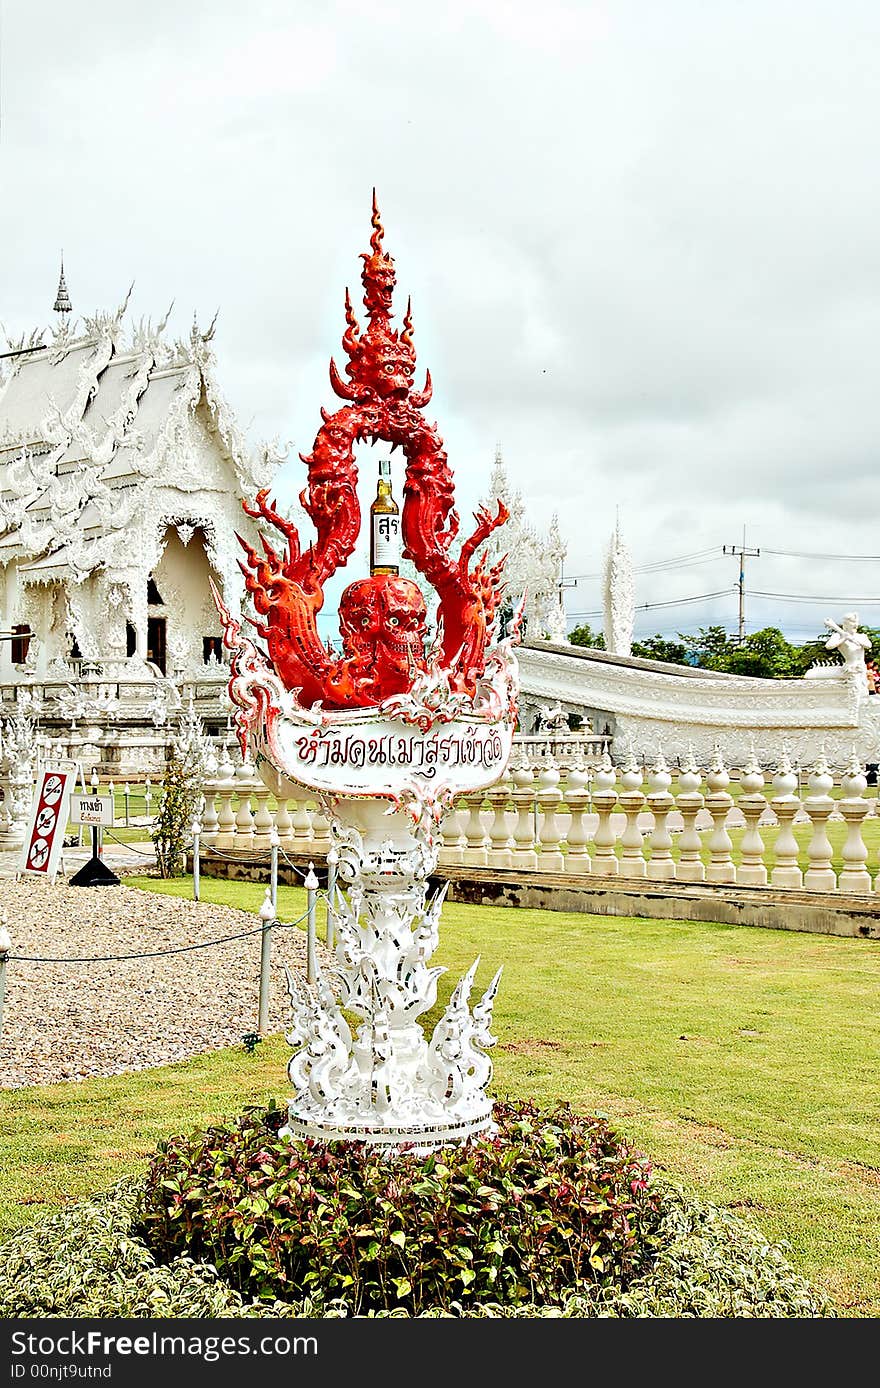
[[0, 1173, 833, 1320], [151, 754, 199, 878], [151, 704, 211, 878], [139, 1100, 660, 1313]]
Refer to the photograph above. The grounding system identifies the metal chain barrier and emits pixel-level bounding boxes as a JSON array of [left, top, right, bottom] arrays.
[[6, 908, 312, 965], [103, 832, 157, 856]]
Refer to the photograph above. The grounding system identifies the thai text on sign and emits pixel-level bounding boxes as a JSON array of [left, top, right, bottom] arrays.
[[294, 725, 506, 777], [70, 795, 115, 826]]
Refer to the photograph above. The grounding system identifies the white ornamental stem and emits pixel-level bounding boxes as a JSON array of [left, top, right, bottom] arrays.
[[283, 798, 501, 1149]]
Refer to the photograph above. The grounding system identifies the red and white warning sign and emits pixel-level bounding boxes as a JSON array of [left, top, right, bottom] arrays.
[[18, 768, 76, 883]]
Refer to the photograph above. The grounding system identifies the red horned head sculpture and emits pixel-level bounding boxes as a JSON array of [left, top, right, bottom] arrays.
[[234, 192, 508, 711]]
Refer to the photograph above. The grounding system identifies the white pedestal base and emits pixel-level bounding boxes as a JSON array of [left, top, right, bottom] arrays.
[[282, 797, 502, 1151]]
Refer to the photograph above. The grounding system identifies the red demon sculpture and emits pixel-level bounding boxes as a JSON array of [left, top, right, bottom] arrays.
[[236, 193, 508, 709]]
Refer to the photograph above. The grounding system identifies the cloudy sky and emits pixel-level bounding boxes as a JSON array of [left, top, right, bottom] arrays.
[[2, 0, 879, 644]]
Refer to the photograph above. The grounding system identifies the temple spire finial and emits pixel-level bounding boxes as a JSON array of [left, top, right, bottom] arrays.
[[53, 253, 72, 315]]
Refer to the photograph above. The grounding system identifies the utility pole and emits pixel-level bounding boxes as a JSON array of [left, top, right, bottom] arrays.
[[723, 528, 760, 644], [558, 563, 577, 609]]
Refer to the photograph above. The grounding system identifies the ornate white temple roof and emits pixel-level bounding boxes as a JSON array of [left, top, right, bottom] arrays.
[[0, 299, 279, 582]]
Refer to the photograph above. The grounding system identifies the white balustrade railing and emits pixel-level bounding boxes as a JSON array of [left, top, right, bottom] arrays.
[[189, 740, 880, 900]]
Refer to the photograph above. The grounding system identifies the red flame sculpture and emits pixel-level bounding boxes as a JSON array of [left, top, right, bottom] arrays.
[[236, 193, 508, 709]]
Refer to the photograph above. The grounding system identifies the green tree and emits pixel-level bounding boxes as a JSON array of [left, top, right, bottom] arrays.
[[630, 634, 688, 665], [724, 627, 800, 679], [680, 625, 735, 671], [567, 623, 606, 650]]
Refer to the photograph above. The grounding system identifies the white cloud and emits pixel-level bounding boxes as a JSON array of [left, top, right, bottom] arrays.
[[2, 0, 879, 642]]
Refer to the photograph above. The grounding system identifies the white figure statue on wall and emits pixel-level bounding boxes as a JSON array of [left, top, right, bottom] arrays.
[[806, 612, 872, 697]]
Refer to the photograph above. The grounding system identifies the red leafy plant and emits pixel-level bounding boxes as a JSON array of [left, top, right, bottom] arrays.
[[139, 1099, 659, 1314]]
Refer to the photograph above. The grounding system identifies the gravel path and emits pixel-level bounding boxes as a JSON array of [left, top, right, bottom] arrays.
[[0, 879, 327, 1089]]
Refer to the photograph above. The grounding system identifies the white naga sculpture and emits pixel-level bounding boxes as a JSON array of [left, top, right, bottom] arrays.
[[806, 613, 872, 696]]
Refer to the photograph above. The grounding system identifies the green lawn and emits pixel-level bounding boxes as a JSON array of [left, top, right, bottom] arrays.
[[2, 873, 878, 1317]]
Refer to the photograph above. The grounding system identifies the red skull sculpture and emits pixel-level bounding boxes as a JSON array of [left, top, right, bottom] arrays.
[[338, 575, 427, 700]]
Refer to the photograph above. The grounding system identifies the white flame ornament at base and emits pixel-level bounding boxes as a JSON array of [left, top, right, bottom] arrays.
[[280, 796, 502, 1148]]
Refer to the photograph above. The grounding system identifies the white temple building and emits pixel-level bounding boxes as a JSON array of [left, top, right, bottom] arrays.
[[0, 290, 278, 687], [479, 446, 568, 643]]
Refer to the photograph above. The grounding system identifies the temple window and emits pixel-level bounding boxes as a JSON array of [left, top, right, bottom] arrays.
[[203, 635, 223, 663], [10, 624, 31, 664], [147, 576, 163, 605]]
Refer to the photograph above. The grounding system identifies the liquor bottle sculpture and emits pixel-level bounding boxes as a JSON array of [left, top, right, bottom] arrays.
[[214, 194, 519, 1147]]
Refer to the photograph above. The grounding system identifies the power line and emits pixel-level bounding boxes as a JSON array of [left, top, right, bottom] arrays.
[[569, 587, 735, 619], [762, 549, 880, 561], [567, 545, 723, 582], [750, 590, 880, 605]]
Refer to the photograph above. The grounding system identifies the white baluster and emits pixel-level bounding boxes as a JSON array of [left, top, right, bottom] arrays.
[[618, 749, 646, 879], [310, 798, 332, 852], [536, 755, 565, 872], [200, 751, 220, 847], [675, 746, 705, 883], [736, 747, 768, 887], [769, 749, 803, 889], [486, 770, 514, 870], [705, 746, 736, 884], [273, 794, 295, 849], [251, 777, 275, 853], [439, 795, 467, 867], [591, 750, 619, 877], [213, 746, 237, 853], [646, 747, 675, 881], [838, 749, 871, 893], [233, 757, 256, 850], [803, 750, 836, 893], [510, 752, 538, 871], [291, 791, 314, 844], [563, 755, 591, 873], [462, 791, 489, 867]]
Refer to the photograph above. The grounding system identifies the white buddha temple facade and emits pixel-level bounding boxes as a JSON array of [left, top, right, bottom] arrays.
[[0, 288, 281, 772]]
